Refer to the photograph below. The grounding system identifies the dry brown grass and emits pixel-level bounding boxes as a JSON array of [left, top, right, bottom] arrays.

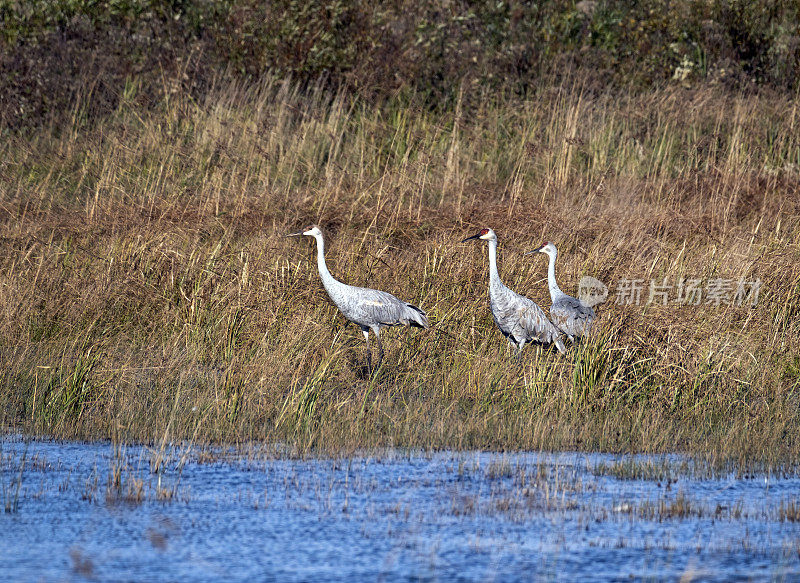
[[1, 76, 799, 467]]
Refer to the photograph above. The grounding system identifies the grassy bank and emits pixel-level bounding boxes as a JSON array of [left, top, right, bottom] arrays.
[[1, 76, 799, 466]]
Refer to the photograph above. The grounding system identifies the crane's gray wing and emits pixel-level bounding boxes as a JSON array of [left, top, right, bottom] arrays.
[[550, 295, 595, 338], [491, 288, 563, 351], [514, 294, 564, 348], [342, 286, 429, 329]]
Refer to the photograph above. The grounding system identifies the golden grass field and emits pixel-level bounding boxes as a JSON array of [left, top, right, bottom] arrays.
[[1, 76, 799, 467]]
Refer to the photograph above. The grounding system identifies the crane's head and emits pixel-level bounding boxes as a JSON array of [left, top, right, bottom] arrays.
[[461, 228, 496, 243], [286, 224, 322, 237], [525, 241, 557, 257]]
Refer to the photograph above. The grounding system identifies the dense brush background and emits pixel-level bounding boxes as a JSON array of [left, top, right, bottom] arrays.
[[1, 0, 799, 467]]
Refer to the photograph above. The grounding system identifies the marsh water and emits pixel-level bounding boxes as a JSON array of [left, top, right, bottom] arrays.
[[1, 436, 799, 581]]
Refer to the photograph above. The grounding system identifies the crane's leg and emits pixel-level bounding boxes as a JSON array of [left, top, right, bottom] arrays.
[[361, 327, 372, 370], [506, 338, 518, 357], [515, 340, 526, 362]]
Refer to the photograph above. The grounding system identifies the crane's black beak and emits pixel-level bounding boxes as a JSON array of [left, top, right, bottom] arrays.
[[461, 234, 481, 243], [285, 230, 304, 237], [524, 245, 545, 256]]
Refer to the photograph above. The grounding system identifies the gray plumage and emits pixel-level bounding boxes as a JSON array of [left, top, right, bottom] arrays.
[[463, 228, 565, 355], [532, 242, 595, 342], [287, 225, 428, 368]]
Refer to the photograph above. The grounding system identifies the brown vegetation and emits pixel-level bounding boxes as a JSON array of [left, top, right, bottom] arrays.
[[0, 75, 799, 466]]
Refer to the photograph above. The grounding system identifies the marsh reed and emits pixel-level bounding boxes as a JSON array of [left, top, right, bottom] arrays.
[[1, 74, 798, 467]]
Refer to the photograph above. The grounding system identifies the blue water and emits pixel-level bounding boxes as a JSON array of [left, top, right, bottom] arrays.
[[1, 435, 799, 581]]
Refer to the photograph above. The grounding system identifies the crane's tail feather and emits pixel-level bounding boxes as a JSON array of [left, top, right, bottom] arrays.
[[404, 303, 429, 329]]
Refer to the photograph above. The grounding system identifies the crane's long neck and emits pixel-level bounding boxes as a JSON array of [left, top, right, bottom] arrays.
[[312, 234, 342, 293], [547, 249, 565, 301], [488, 239, 504, 294]]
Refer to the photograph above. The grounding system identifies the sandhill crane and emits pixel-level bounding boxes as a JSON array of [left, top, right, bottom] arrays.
[[463, 228, 565, 356], [527, 242, 595, 342], [287, 225, 429, 369]]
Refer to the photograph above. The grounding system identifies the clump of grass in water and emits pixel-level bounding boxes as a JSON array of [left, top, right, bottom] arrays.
[[485, 457, 513, 480], [105, 440, 152, 505], [592, 457, 693, 481], [778, 498, 800, 523], [1, 444, 27, 513]]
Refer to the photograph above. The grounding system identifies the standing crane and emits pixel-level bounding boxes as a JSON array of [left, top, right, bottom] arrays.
[[527, 242, 596, 342], [286, 225, 429, 369], [463, 228, 565, 356]]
